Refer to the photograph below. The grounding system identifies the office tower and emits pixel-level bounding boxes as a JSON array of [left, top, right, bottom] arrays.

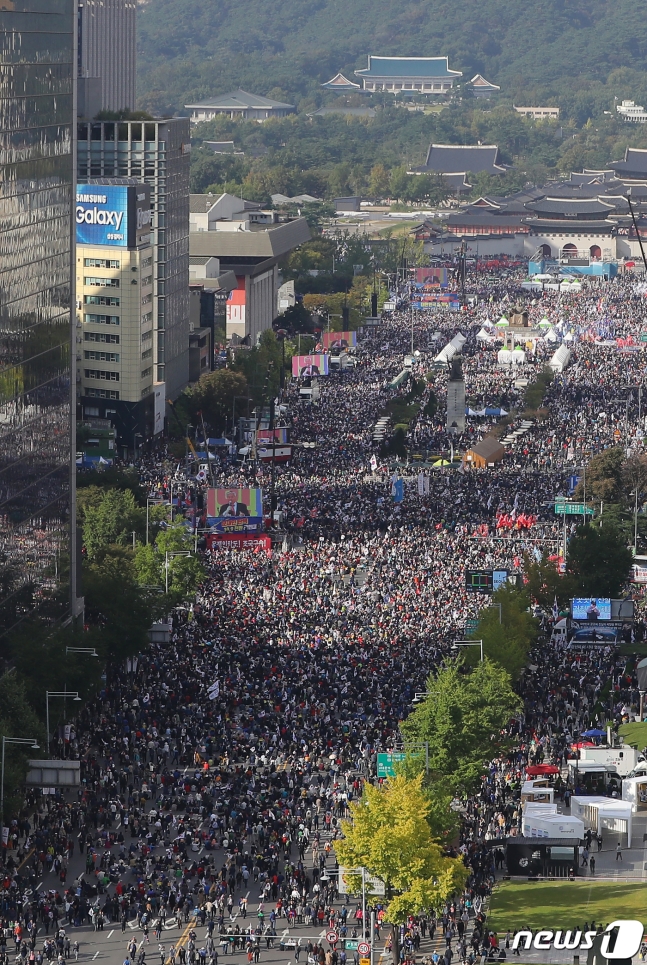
[[0, 1, 78, 635], [75, 180, 163, 451], [77, 0, 136, 116], [77, 119, 191, 400]]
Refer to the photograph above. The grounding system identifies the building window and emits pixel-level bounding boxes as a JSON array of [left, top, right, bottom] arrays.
[[85, 294, 120, 306], [84, 277, 120, 288], [141, 366, 153, 380], [142, 294, 152, 306], [84, 407, 100, 417], [85, 332, 119, 344], [142, 274, 153, 287], [85, 369, 120, 381], [84, 258, 120, 269], [86, 388, 119, 399], [141, 385, 153, 398], [141, 312, 153, 325], [84, 314, 120, 325], [84, 350, 120, 362], [141, 348, 153, 360]]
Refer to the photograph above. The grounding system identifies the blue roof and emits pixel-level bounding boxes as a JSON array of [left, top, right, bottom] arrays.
[[355, 56, 462, 79]]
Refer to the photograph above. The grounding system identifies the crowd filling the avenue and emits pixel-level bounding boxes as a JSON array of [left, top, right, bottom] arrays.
[[4, 269, 647, 965]]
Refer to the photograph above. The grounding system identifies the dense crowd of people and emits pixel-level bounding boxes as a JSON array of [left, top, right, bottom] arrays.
[[3, 267, 647, 965]]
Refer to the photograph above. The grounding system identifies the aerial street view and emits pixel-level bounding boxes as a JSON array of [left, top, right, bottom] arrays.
[[7, 1, 647, 964]]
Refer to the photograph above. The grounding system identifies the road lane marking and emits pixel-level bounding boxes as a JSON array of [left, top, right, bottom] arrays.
[[93, 953, 100, 960], [108, 931, 114, 938]]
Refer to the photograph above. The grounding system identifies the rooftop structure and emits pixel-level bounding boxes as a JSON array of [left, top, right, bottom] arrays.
[[616, 100, 647, 123], [354, 56, 461, 94], [412, 143, 506, 192], [321, 72, 360, 91], [469, 74, 500, 99], [514, 106, 559, 120], [185, 90, 295, 124]]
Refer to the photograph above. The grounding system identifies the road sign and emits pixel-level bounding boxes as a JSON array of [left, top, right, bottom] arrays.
[[360, 959, 370, 965], [345, 942, 359, 951], [641, 334, 647, 342], [358, 943, 371, 956], [338, 867, 386, 896], [376, 752, 405, 778], [554, 502, 594, 516], [326, 931, 339, 945], [464, 618, 478, 633]]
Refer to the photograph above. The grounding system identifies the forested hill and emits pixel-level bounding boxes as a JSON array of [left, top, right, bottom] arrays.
[[137, 0, 647, 119]]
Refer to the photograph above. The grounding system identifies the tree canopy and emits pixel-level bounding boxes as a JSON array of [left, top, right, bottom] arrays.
[[400, 660, 520, 793], [566, 520, 633, 598], [335, 773, 467, 934]]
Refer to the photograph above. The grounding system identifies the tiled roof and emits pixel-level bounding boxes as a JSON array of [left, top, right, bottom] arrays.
[[186, 89, 294, 110], [355, 56, 462, 79], [421, 144, 505, 175]]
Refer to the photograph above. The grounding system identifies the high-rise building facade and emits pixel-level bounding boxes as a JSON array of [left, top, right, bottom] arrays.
[[77, 0, 136, 116], [0, 1, 78, 635], [75, 180, 164, 451], [77, 119, 191, 400]]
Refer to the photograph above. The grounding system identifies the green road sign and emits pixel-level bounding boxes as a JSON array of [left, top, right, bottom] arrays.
[[641, 334, 647, 342], [345, 942, 359, 951], [554, 502, 594, 516], [376, 751, 406, 778], [464, 619, 479, 632]]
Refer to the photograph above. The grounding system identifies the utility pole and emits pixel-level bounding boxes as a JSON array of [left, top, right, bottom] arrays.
[[626, 188, 647, 274]]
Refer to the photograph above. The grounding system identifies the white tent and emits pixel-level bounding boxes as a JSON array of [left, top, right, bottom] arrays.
[[622, 776, 647, 812], [476, 328, 494, 342], [549, 345, 571, 372], [497, 349, 512, 365], [434, 332, 466, 365], [511, 349, 526, 364]]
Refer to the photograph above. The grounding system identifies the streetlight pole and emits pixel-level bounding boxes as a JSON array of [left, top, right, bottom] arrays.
[[65, 648, 98, 657], [46, 692, 81, 759], [453, 639, 484, 662], [1, 737, 39, 823], [165, 551, 191, 594]]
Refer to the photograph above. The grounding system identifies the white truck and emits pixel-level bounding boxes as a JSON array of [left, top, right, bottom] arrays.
[[576, 744, 641, 777]]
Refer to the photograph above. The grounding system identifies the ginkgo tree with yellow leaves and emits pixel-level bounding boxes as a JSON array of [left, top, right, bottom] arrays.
[[336, 773, 467, 964]]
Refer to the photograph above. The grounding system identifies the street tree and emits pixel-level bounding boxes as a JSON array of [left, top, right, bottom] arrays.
[[188, 368, 249, 436], [566, 520, 633, 597], [336, 774, 467, 964], [470, 584, 538, 679], [400, 660, 520, 793], [523, 551, 574, 610]]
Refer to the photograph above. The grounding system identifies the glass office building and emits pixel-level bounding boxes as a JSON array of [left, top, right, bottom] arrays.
[[0, 1, 77, 635]]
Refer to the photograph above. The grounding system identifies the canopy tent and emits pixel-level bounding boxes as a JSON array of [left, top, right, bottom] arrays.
[[581, 728, 606, 738], [549, 344, 571, 373], [476, 327, 494, 341], [433, 332, 466, 365], [526, 764, 560, 776]]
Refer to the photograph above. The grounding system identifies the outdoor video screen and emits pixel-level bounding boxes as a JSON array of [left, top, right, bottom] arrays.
[[571, 597, 611, 621]]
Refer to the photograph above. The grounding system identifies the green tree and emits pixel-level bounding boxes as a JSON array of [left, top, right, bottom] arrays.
[[575, 447, 625, 503], [566, 521, 633, 597], [84, 547, 164, 662], [523, 551, 574, 610], [470, 584, 537, 679], [81, 489, 143, 558], [188, 368, 249, 436], [0, 672, 43, 820], [134, 522, 204, 599], [336, 774, 467, 962], [400, 660, 520, 793]]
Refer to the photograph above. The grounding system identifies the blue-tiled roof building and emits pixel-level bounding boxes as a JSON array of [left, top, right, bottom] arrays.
[[354, 56, 462, 94]]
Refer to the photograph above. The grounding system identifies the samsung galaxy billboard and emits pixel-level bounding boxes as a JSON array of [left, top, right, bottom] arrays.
[[76, 183, 152, 248]]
